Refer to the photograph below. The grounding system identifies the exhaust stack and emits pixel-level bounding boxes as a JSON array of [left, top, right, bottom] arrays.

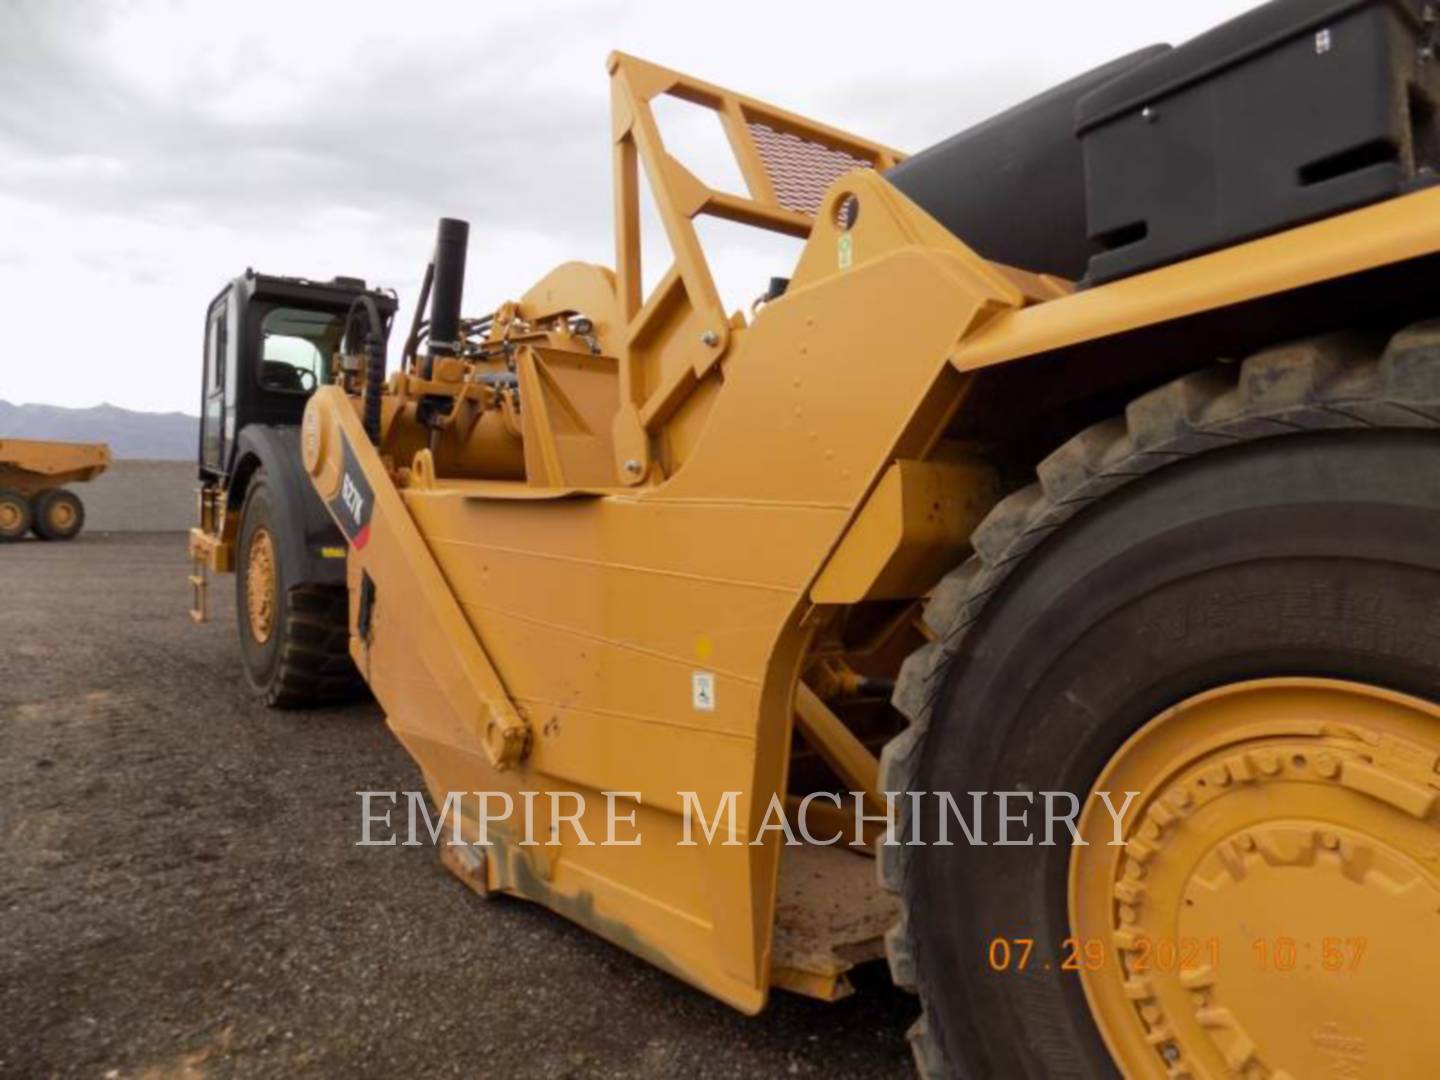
[[425, 217, 469, 376]]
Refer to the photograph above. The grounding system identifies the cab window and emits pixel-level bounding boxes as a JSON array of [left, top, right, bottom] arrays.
[[258, 307, 345, 394]]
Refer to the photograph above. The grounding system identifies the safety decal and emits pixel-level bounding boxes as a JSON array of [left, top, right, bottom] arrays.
[[328, 432, 376, 551], [692, 671, 716, 712]]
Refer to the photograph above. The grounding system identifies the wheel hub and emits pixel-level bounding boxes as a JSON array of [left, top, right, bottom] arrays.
[[49, 501, 75, 530], [245, 527, 278, 644], [0, 501, 21, 532], [1071, 679, 1440, 1079]]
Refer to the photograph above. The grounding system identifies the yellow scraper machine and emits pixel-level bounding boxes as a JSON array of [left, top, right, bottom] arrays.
[[195, 0, 1440, 1075]]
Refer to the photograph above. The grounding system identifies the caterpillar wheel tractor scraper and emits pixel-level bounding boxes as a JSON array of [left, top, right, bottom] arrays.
[[200, 0, 1440, 1075], [0, 439, 109, 542]]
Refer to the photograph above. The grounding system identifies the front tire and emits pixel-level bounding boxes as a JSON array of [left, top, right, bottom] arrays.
[[235, 471, 363, 707]]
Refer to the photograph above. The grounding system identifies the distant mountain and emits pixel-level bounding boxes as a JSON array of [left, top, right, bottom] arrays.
[[0, 400, 198, 460]]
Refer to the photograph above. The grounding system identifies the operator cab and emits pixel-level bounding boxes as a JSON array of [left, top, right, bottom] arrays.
[[199, 270, 396, 480]]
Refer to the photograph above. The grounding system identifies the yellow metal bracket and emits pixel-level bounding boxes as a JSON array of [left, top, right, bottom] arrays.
[[187, 526, 234, 624], [606, 53, 905, 485], [187, 553, 208, 623], [794, 683, 884, 815], [811, 458, 1000, 604]]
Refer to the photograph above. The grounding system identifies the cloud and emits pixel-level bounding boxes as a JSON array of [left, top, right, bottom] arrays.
[[0, 1, 620, 240], [0, 0, 1262, 413]]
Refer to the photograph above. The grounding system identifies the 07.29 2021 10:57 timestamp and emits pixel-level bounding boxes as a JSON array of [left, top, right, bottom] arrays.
[[986, 935, 1368, 974]]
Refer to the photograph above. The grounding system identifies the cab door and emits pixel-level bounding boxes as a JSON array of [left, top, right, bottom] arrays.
[[200, 289, 229, 473]]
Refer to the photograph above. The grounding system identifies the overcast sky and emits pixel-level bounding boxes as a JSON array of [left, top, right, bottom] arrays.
[[0, 0, 1258, 415]]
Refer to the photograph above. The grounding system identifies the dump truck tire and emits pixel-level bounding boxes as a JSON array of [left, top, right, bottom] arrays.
[[236, 470, 364, 708], [0, 488, 31, 542], [32, 488, 85, 541], [882, 325, 1440, 1079]]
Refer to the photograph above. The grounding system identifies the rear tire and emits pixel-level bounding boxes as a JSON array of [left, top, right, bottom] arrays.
[[236, 471, 364, 708], [32, 489, 84, 541], [0, 488, 30, 542], [882, 326, 1440, 1078]]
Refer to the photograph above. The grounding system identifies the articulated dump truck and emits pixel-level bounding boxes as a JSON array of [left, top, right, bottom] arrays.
[[195, 1, 1440, 1075], [0, 439, 109, 541]]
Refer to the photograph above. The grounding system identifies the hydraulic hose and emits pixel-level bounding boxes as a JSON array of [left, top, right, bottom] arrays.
[[344, 293, 389, 446], [403, 259, 435, 371]]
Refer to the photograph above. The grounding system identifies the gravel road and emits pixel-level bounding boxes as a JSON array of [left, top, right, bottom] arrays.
[[0, 533, 915, 1079]]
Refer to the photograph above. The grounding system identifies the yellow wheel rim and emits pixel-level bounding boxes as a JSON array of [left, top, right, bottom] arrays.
[[1071, 678, 1440, 1079], [48, 500, 75, 531], [0, 501, 21, 533], [245, 527, 278, 644]]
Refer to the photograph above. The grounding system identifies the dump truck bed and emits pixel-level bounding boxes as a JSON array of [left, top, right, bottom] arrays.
[[0, 439, 111, 488]]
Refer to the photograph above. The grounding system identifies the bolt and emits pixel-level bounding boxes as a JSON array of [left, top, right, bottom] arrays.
[[1161, 1043, 1180, 1063], [624, 459, 642, 475], [1142, 106, 1158, 123], [1238, 834, 1256, 852], [700, 330, 719, 347], [1320, 832, 1340, 850]]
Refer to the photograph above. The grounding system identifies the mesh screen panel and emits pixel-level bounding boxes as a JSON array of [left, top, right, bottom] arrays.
[[747, 121, 874, 216]]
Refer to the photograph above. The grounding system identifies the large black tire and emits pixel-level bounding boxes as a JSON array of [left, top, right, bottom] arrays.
[[881, 326, 1440, 1078], [236, 471, 364, 708], [32, 488, 84, 541], [0, 488, 31, 542]]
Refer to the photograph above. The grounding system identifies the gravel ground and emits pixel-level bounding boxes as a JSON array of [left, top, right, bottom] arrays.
[[0, 532, 915, 1080]]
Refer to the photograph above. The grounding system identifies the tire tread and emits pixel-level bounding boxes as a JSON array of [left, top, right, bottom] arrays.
[[878, 323, 1440, 1077], [265, 583, 365, 707]]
